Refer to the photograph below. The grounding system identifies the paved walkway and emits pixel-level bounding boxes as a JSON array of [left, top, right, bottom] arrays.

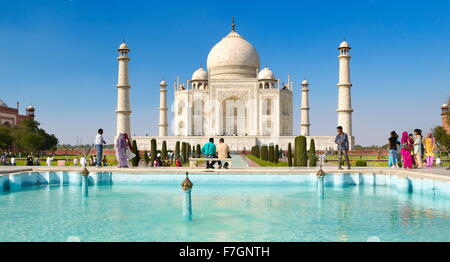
[[230, 154, 249, 168]]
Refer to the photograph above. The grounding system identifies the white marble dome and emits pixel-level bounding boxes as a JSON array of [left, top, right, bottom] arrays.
[[0, 99, 7, 107], [160, 80, 167, 86], [301, 79, 309, 85], [192, 67, 208, 80], [207, 30, 260, 79], [258, 67, 275, 80], [442, 104, 449, 108]]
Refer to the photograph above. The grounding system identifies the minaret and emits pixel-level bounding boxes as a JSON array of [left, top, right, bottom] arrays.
[[300, 79, 310, 136], [116, 42, 132, 137], [337, 40, 353, 146], [159, 80, 168, 137]]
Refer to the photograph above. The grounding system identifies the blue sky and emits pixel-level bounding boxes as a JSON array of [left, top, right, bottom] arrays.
[[0, 0, 449, 146]]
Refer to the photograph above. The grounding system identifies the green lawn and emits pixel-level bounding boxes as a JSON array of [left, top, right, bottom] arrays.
[[246, 155, 289, 167]]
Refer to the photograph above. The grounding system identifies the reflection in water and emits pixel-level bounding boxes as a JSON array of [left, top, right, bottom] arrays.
[[183, 189, 193, 221], [317, 176, 324, 198], [82, 176, 89, 197]]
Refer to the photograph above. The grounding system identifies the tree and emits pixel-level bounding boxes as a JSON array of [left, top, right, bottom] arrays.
[[161, 141, 167, 160], [287, 143, 293, 167], [181, 142, 187, 164], [261, 145, 268, 161], [150, 139, 157, 167], [0, 126, 13, 150], [144, 150, 150, 166], [196, 144, 201, 158], [268, 144, 274, 162], [309, 139, 317, 167], [274, 145, 279, 164], [175, 141, 180, 160], [433, 126, 450, 151], [295, 136, 307, 166], [131, 140, 140, 166], [10, 119, 58, 153]]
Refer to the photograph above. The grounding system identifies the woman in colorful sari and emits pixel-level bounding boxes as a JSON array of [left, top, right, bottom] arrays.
[[400, 132, 413, 169], [115, 133, 132, 168], [424, 133, 435, 167]]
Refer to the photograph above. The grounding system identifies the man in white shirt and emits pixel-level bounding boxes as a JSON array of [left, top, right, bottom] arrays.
[[11, 156, 16, 166], [80, 156, 87, 168], [73, 158, 78, 166], [46, 155, 53, 166], [94, 129, 106, 167]]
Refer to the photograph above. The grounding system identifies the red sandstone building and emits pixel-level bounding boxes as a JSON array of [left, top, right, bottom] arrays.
[[0, 99, 35, 127], [442, 103, 450, 134]]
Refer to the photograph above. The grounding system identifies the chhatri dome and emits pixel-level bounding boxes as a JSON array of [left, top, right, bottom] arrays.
[[258, 66, 275, 80], [192, 66, 208, 80], [0, 99, 7, 107], [301, 79, 309, 85], [339, 40, 350, 49], [206, 20, 260, 79]]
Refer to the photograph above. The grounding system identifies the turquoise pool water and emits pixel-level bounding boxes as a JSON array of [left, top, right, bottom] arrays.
[[0, 172, 449, 242]]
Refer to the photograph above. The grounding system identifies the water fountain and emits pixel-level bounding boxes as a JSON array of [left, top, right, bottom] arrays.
[[181, 172, 193, 221], [80, 168, 89, 197]]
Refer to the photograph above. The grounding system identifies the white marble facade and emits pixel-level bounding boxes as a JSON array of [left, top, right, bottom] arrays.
[[127, 22, 355, 151], [172, 28, 293, 138]]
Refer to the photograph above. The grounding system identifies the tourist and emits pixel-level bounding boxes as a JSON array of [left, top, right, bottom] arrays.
[[413, 129, 423, 168], [424, 133, 435, 167], [26, 154, 33, 166], [419, 129, 425, 163], [387, 131, 399, 168], [94, 128, 107, 167], [90, 156, 95, 166], [175, 158, 182, 167], [401, 132, 413, 169], [46, 155, 53, 166], [154, 157, 161, 167], [335, 126, 350, 170], [80, 155, 87, 168], [409, 134, 416, 167], [114, 133, 132, 168], [217, 138, 231, 169], [436, 156, 442, 167], [73, 157, 78, 166], [201, 138, 217, 169], [102, 156, 108, 167], [11, 155, 15, 166]]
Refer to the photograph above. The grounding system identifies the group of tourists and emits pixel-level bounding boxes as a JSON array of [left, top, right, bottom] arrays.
[[201, 138, 231, 169], [0, 152, 15, 166], [389, 129, 436, 169]]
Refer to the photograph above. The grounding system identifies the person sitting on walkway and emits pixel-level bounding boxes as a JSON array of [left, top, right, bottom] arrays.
[[201, 138, 217, 169], [217, 138, 231, 169]]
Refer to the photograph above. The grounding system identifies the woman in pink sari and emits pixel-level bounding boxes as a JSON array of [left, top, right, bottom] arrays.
[[115, 133, 132, 168], [400, 132, 413, 169]]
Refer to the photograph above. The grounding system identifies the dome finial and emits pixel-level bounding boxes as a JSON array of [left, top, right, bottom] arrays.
[[231, 17, 236, 32]]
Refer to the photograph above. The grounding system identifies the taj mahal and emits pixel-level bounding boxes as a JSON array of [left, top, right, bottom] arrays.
[[115, 21, 355, 151]]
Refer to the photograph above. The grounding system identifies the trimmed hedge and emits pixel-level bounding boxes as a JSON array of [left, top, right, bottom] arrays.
[[274, 145, 279, 164], [161, 141, 167, 160], [294, 136, 307, 166], [268, 144, 274, 163], [131, 140, 140, 167], [150, 139, 157, 167], [308, 139, 317, 167], [261, 145, 268, 161], [355, 160, 367, 166], [287, 143, 293, 167]]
